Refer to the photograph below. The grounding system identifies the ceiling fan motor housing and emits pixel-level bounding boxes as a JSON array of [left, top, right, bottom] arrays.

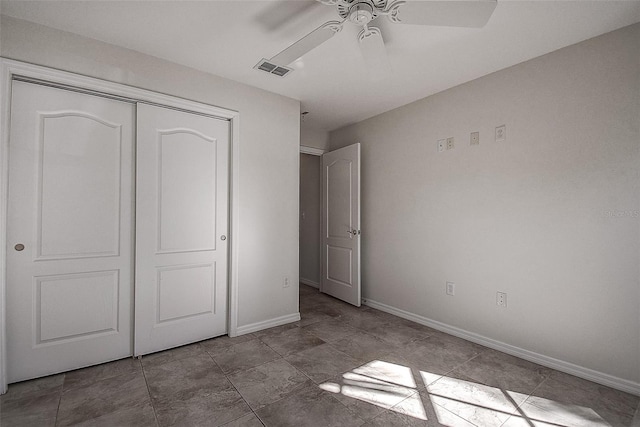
[[339, 0, 388, 25]]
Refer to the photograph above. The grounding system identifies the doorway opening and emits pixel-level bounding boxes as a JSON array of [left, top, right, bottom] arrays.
[[299, 151, 323, 296]]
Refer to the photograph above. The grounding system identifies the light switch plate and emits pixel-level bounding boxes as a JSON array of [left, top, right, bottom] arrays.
[[495, 125, 506, 142]]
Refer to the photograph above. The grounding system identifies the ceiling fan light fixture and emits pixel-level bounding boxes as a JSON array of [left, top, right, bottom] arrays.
[[348, 2, 375, 25]]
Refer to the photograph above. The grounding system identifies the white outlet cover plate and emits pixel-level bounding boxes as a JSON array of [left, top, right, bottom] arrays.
[[496, 291, 507, 307], [470, 132, 479, 145], [446, 282, 455, 296], [437, 139, 446, 153], [495, 125, 506, 142]]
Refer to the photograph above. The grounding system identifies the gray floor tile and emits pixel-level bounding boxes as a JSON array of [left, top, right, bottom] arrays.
[[304, 302, 346, 319], [64, 357, 141, 391], [0, 374, 64, 402], [302, 319, 359, 342], [341, 310, 396, 332], [200, 333, 257, 352], [0, 391, 60, 427], [521, 377, 635, 426], [153, 387, 251, 427], [285, 343, 364, 384], [318, 372, 418, 421], [425, 374, 522, 426], [299, 284, 318, 295], [228, 359, 312, 410], [549, 370, 639, 414], [221, 413, 265, 427], [57, 371, 150, 426], [252, 322, 300, 339], [141, 342, 206, 369], [297, 310, 334, 327], [255, 384, 364, 427], [389, 334, 485, 383], [71, 402, 158, 427], [367, 391, 477, 427], [329, 332, 396, 362], [366, 322, 433, 347], [259, 326, 325, 356], [448, 348, 549, 396], [144, 353, 230, 402], [208, 339, 281, 374]]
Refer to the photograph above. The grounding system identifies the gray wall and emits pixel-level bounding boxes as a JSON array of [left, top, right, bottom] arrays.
[[330, 24, 640, 384], [299, 154, 321, 286], [301, 126, 330, 151], [1, 16, 301, 329]]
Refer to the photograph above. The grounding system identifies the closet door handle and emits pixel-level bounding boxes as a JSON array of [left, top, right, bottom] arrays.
[[220, 235, 227, 241], [14, 243, 25, 251]]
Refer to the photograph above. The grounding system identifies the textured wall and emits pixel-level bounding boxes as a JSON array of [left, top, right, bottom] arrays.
[[331, 24, 640, 384]]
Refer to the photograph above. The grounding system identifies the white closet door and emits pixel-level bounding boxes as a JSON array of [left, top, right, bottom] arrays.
[[6, 81, 135, 382], [135, 103, 229, 356]]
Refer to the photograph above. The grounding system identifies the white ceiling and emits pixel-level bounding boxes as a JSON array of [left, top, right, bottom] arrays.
[[2, 0, 639, 131]]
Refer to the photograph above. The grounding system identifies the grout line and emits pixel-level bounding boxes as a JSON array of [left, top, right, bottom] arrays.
[[140, 358, 161, 427], [222, 374, 259, 427], [53, 374, 65, 427]]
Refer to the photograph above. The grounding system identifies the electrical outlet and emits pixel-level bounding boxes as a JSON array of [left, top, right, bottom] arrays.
[[446, 137, 454, 150], [446, 282, 455, 296], [496, 291, 507, 307], [470, 132, 479, 145], [495, 125, 506, 142], [283, 277, 290, 288], [437, 139, 446, 153]]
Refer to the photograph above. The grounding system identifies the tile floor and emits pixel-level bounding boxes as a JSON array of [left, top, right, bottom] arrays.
[[2, 284, 639, 426]]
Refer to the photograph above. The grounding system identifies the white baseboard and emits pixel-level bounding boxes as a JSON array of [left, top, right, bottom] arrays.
[[362, 298, 640, 397], [235, 312, 301, 336], [300, 278, 319, 288]]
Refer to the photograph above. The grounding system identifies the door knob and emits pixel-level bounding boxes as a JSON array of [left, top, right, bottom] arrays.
[[14, 243, 25, 251], [220, 235, 227, 241]]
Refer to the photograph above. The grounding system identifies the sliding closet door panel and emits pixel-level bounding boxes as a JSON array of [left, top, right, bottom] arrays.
[[6, 81, 135, 382], [135, 103, 229, 356]]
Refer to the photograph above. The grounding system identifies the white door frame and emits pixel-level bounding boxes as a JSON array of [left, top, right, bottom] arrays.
[[299, 146, 325, 292], [0, 58, 242, 394]]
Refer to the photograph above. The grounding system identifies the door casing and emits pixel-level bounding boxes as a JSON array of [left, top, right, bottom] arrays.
[[299, 145, 325, 292], [0, 58, 242, 394]]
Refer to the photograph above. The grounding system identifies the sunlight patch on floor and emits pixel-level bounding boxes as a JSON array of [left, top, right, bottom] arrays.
[[426, 375, 527, 426], [321, 359, 610, 426], [352, 359, 416, 388], [320, 360, 427, 421], [424, 372, 608, 427]]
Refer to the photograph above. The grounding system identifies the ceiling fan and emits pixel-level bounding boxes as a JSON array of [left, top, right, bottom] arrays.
[[256, 0, 497, 78]]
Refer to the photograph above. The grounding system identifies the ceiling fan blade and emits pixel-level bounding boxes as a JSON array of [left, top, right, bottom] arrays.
[[255, 1, 324, 33], [388, 0, 497, 28], [271, 21, 343, 66], [358, 26, 391, 81]]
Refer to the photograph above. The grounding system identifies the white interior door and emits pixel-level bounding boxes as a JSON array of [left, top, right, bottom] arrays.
[[6, 81, 135, 382], [135, 103, 229, 356], [321, 143, 361, 306]]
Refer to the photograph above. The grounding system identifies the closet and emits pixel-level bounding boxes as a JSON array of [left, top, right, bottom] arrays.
[[5, 79, 230, 383]]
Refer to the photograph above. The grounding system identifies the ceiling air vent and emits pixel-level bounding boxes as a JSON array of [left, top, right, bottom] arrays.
[[254, 59, 293, 77]]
